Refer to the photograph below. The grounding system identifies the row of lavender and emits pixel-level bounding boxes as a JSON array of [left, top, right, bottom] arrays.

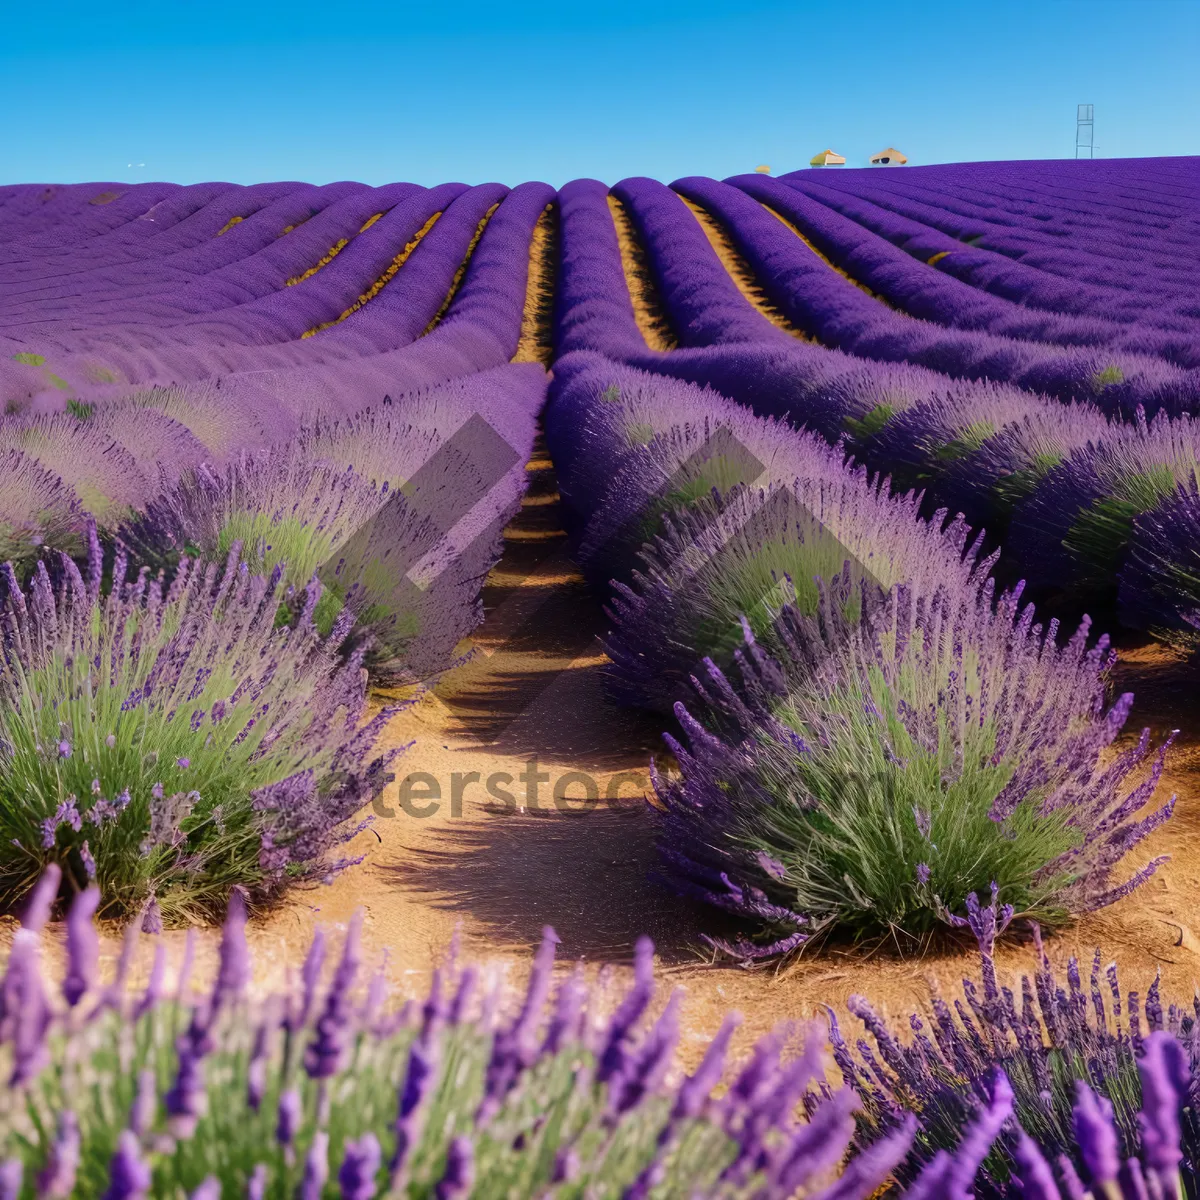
[[0, 181, 555, 922], [545, 349, 1175, 956], [7, 172, 1199, 639], [554, 176, 1200, 638], [0, 871, 1193, 1200], [0, 180, 554, 407], [776, 158, 1200, 331]]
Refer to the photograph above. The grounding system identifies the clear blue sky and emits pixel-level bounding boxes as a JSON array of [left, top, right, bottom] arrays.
[[3, 0, 1197, 186]]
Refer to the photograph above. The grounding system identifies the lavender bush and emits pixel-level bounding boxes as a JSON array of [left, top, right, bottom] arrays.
[[0, 530, 398, 922], [603, 479, 988, 713], [0, 448, 85, 572], [120, 446, 393, 636], [833, 889, 1200, 1200], [0, 413, 153, 530], [1010, 410, 1200, 600], [652, 577, 1174, 957], [0, 873, 917, 1200], [1118, 481, 1200, 642], [1, 872, 1194, 1199]]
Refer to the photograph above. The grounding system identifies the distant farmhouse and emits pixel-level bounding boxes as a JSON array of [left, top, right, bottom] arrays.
[[870, 147, 908, 165], [809, 148, 846, 167]]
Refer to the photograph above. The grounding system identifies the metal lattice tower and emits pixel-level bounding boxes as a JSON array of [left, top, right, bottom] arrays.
[[1076, 104, 1095, 159]]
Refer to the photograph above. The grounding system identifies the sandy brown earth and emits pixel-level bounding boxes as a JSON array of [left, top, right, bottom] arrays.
[[34, 432, 1195, 1079]]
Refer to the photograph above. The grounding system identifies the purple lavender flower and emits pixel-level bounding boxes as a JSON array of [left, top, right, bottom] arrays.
[[36, 1110, 80, 1198], [1119, 480, 1200, 638], [132, 943, 166, 1020], [338, 1132, 382, 1200], [141, 897, 163, 935], [1137, 1032, 1190, 1185], [390, 1034, 440, 1182], [609, 988, 683, 1117], [304, 911, 363, 1079], [0, 538, 400, 916], [3, 926, 52, 1085], [0, 448, 85, 570], [62, 885, 100, 1007], [299, 1130, 329, 1200], [478, 926, 559, 1121], [246, 1165, 268, 1200], [276, 1088, 302, 1148], [129, 1069, 157, 1137], [0, 1161, 21, 1200], [165, 1007, 213, 1138], [435, 1136, 474, 1200], [673, 1013, 741, 1122], [1075, 1081, 1121, 1185], [597, 936, 655, 1086], [100, 1131, 152, 1200], [213, 887, 251, 1009], [189, 1178, 220, 1200], [651, 570, 1172, 954]]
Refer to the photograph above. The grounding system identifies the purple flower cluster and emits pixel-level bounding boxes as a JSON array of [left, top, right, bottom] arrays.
[[0, 531, 401, 917], [650, 575, 1172, 954], [1009, 408, 1200, 601], [547, 355, 991, 712], [0, 447, 87, 568], [835, 887, 1200, 1199], [1119, 480, 1200, 639], [720, 171, 1200, 413], [1, 870, 1196, 1200]]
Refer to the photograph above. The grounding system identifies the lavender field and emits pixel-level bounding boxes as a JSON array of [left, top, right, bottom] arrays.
[[1, 158, 1199, 1198]]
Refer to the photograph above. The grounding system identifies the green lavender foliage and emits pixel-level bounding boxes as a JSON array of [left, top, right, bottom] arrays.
[[0, 535, 398, 923]]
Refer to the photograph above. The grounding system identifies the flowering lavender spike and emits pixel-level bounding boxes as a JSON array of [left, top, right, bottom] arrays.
[[21, 861, 62, 933], [4, 927, 52, 1085], [1075, 1080, 1121, 1186], [338, 1132, 382, 1200], [0, 1161, 21, 1200], [390, 1034, 441, 1183], [299, 1130, 330, 1200], [1012, 1131, 1062, 1200], [276, 1088, 302, 1148], [478, 925, 559, 1121], [140, 897, 163, 935], [304, 910, 363, 1080], [129, 1069, 157, 1138], [289, 928, 327, 1034], [673, 1013, 743, 1121], [100, 1131, 152, 1200], [190, 1178, 220, 1200], [944, 1070, 1015, 1199], [36, 1110, 81, 1198], [1138, 1031, 1190, 1188], [213, 886, 251, 1009], [435, 1136, 474, 1200], [610, 988, 684, 1116], [597, 936, 655, 1085], [246, 1165, 268, 1200], [62, 885, 101, 1008]]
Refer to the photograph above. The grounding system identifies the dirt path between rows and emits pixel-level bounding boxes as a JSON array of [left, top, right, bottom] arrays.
[[37, 438, 1200, 1073]]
